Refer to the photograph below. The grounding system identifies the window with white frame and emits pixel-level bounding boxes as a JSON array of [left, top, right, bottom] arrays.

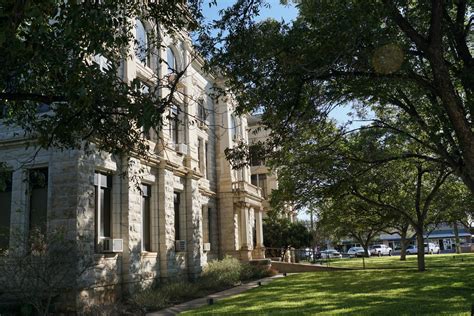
[[198, 138, 204, 174], [251, 173, 267, 198], [141, 184, 151, 252], [169, 105, 179, 144], [94, 172, 112, 240], [174, 192, 180, 240], [230, 114, 237, 140], [135, 19, 149, 66], [0, 172, 12, 250], [205, 141, 209, 179], [139, 81, 152, 139], [167, 47, 176, 74], [197, 99, 207, 122], [29, 168, 48, 234]]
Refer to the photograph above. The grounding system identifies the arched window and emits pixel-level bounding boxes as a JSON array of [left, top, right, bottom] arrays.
[[135, 19, 148, 66], [167, 47, 176, 74]]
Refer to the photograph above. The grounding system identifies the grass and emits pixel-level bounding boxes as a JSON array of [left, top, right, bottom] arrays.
[[183, 254, 474, 315]]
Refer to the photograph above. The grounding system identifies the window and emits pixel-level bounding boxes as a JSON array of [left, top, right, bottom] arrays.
[[135, 19, 149, 66], [169, 105, 179, 144], [202, 206, 211, 244], [198, 138, 203, 173], [29, 168, 48, 234], [142, 184, 151, 252], [174, 192, 180, 240], [0, 172, 12, 250], [139, 81, 151, 139], [197, 100, 207, 122], [167, 47, 176, 74], [94, 172, 112, 239], [249, 145, 263, 166], [251, 173, 267, 198], [205, 141, 209, 179], [230, 114, 237, 140]]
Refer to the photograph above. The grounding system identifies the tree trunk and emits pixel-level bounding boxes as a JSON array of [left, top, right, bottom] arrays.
[[416, 229, 426, 271], [400, 230, 408, 261], [453, 222, 461, 254]]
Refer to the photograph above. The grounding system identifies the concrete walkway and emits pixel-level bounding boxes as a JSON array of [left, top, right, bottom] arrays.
[[146, 274, 284, 316]]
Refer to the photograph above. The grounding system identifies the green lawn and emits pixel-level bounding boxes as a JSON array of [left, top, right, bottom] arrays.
[[183, 254, 474, 315]]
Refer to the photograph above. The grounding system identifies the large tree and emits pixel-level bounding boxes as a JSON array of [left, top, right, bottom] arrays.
[[0, 1, 204, 156], [208, 0, 474, 193]]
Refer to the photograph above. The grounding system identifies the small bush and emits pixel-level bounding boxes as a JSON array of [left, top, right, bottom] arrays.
[[200, 256, 242, 290], [240, 263, 274, 281], [128, 256, 277, 312], [130, 281, 202, 312]]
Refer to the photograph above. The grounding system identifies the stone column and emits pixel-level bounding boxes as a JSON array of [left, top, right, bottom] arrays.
[[255, 208, 264, 248], [185, 172, 203, 279], [254, 208, 265, 259], [239, 204, 249, 250], [239, 203, 252, 261]]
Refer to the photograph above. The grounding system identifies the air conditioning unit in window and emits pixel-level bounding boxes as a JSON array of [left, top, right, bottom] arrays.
[[175, 240, 187, 252], [175, 143, 188, 155], [203, 243, 211, 252], [101, 238, 123, 253]]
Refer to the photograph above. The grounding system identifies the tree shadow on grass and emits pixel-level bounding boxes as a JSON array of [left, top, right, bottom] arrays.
[[184, 263, 474, 315]]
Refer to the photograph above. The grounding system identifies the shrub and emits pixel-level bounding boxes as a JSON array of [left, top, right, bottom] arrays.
[[130, 281, 202, 312], [200, 256, 242, 290], [240, 262, 275, 281]]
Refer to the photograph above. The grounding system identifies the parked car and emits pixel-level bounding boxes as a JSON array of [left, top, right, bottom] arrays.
[[406, 245, 418, 254], [406, 243, 440, 254], [347, 247, 370, 257], [369, 244, 392, 256], [425, 242, 441, 254], [320, 249, 342, 259]]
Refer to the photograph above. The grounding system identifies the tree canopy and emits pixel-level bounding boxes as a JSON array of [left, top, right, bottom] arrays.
[[0, 1, 204, 156], [208, 0, 474, 193]]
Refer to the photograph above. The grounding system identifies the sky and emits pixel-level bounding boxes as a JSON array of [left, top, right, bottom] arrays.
[[202, 1, 298, 24]]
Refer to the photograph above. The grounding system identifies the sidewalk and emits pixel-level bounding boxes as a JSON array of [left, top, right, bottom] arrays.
[[146, 274, 285, 316]]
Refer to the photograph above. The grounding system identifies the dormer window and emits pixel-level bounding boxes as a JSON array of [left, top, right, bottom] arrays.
[[167, 47, 176, 74], [135, 19, 149, 66]]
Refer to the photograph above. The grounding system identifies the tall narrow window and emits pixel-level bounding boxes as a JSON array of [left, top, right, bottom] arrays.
[[205, 142, 209, 179], [169, 105, 179, 144], [167, 47, 176, 74], [207, 207, 212, 245], [251, 173, 267, 198], [230, 115, 237, 140], [174, 192, 180, 240], [139, 81, 151, 139], [198, 138, 203, 173], [135, 19, 149, 66], [94, 172, 112, 239], [202, 206, 210, 244], [0, 172, 12, 250], [29, 168, 48, 234], [197, 100, 207, 122], [142, 184, 151, 251]]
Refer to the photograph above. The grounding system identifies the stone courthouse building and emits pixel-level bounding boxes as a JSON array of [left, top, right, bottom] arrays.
[[0, 16, 265, 310]]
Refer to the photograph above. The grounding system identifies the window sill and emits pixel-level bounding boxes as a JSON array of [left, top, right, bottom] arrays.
[[141, 251, 159, 258]]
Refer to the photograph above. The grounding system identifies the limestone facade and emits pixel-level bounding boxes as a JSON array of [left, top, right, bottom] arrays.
[[0, 20, 264, 311], [247, 114, 296, 222]]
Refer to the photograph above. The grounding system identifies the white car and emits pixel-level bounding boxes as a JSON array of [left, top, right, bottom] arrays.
[[320, 249, 342, 259], [369, 244, 392, 256], [406, 243, 440, 254], [347, 247, 370, 257]]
